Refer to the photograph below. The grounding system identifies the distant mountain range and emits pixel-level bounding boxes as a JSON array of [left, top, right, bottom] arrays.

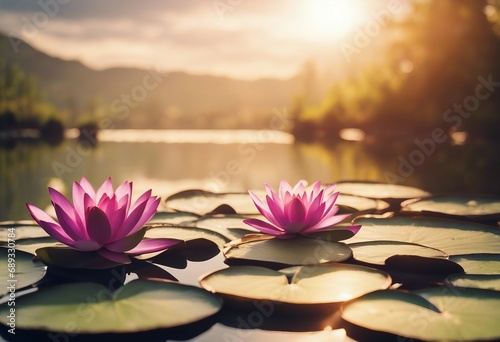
[[0, 33, 304, 129]]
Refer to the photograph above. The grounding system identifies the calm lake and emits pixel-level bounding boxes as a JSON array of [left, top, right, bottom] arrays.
[[1, 129, 499, 221]]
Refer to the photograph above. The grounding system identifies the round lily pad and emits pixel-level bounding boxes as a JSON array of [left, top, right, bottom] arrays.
[[36, 246, 128, 269], [341, 287, 500, 341], [165, 189, 263, 215], [0, 247, 45, 295], [224, 235, 352, 267], [346, 216, 500, 255], [200, 264, 391, 313], [336, 194, 389, 213], [401, 195, 500, 222], [449, 254, 500, 275], [0, 222, 49, 241], [145, 224, 229, 249], [446, 274, 500, 291], [194, 214, 260, 240], [2, 237, 60, 255], [349, 241, 448, 265], [0, 279, 222, 334], [149, 211, 199, 225], [334, 181, 430, 200]]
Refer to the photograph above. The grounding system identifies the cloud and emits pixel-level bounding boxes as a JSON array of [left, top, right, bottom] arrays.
[[0, 0, 394, 79]]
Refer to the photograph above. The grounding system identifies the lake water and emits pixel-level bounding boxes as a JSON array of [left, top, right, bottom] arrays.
[[1, 129, 499, 221], [1, 129, 500, 341]]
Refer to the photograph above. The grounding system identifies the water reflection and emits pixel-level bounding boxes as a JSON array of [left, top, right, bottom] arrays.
[[1, 130, 499, 221]]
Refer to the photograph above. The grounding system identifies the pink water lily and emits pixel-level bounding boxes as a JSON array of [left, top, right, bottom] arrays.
[[244, 180, 361, 238], [27, 177, 181, 264]]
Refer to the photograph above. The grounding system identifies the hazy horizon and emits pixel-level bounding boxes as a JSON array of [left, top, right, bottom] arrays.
[[0, 0, 409, 80]]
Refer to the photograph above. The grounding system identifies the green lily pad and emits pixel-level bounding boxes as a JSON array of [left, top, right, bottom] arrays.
[[200, 264, 390, 313], [1, 237, 60, 254], [149, 211, 199, 225], [401, 195, 500, 221], [0, 222, 50, 241], [349, 241, 448, 265], [341, 287, 500, 341], [336, 194, 389, 213], [35, 246, 129, 269], [335, 181, 430, 199], [0, 279, 222, 334], [165, 189, 263, 215], [0, 247, 45, 295], [346, 216, 500, 255], [194, 214, 260, 240], [449, 254, 500, 274], [224, 235, 352, 267], [145, 224, 229, 249], [446, 274, 500, 291]]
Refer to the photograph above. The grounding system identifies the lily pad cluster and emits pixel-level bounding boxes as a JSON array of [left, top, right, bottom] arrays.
[[1, 180, 500, 341]]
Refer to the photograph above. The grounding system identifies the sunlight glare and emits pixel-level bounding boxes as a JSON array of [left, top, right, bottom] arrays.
[[302, 0, 368, 41]]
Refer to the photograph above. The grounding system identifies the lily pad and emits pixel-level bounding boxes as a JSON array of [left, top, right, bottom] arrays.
[[149, 211, 199, 225], [35, 246, 129, 269], [224, 235, 352, 267], [165, 189, 263, 215], [341, 287, 500, 341], [349, 241, 448, 265], [449, 254, 500, 274], [0, 279, 222, 334], [446, 274, 500, 291], [194, 214, 260, 240], [200, 264, 390, 313], [334, 181, 430, 200], [345, 216, 500, 255], [145, 224, 229, 249], [0, 222, 50, 241], [0, 247, 45, 295], [336, 194, 389, 213], [401, 195, 500, 222], [1, 236, 60, 254]]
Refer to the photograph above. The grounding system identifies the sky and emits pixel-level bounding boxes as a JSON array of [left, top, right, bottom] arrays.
[[0, 0, 411, 80]]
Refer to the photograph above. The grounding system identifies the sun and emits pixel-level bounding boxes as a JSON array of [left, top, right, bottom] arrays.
[[302, 0, 369, 41]]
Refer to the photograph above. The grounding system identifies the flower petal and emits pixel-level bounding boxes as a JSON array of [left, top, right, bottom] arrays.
[[304, 189, 324, 222], [53, 203, 84, 242], [109, 204, 128, 238], [72, 181, 89, 238], [97, 249, 131, 264], [345, 224, 362, 235], [27, 204, 76, 246], [264, 184, 282, 206], [266, 195, 288, 227], [292, 180, 307, 194], [309, 181, 322, 201], [304, 213, 351, 233], [286, 197, 306, 224], [129, 189, 152, 213], [79, 177, 96, 201], [248, 191, 281, 228], [125, 238, 182, 255], [279, 180, 293, 199], [95, 177, 114, 203], [73, 240, 102, 251], [243, 218, 284, 235], [86, 206, 112, 244], [126, 197, 160, 236], [115, 181, 132, 212], [48, 188, 75, 216], [106, 229, 146, 252]]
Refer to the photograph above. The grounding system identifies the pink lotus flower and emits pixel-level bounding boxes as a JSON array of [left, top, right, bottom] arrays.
[[27, 177, 180, 264], [244, 180, 361, 238]]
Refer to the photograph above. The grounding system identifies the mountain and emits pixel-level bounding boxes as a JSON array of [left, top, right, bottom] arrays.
[[0, 33, 303, 129]]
